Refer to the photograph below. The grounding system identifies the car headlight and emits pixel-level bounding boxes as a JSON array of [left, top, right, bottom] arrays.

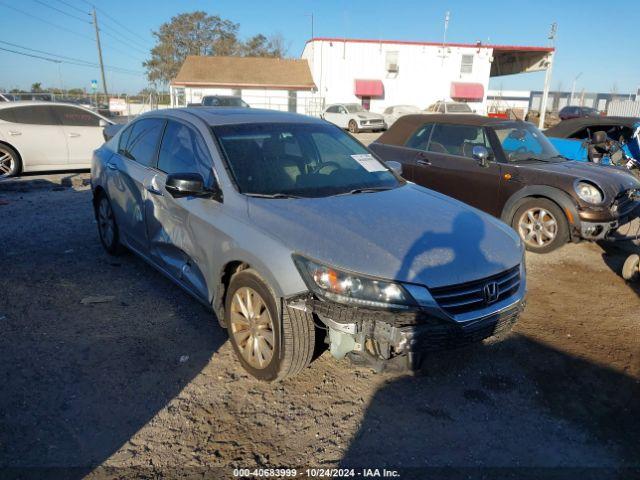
[[575, 181, 603, 204], [293, 255, 417, 309]]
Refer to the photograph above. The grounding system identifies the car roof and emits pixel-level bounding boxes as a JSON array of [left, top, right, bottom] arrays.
[[375, 114, 521, 146], [148, 107, 325, 127], [545, 116, 640, 137], [0, 100, 91, 109]]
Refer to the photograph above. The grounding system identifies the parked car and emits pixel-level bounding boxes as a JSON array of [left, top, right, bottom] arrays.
[[369, 114, 640, 253], [0, 101, 113, 178], [558, 105, 601, 121], [425, 101, 473, 114], [201, 95, 250, 108], [321, 103, 386, 133], [383, 105, 422, 128], [92, 108, 526, 381]]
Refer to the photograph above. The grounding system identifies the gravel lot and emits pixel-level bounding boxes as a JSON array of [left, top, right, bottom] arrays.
[[0, 156, 638, 478]]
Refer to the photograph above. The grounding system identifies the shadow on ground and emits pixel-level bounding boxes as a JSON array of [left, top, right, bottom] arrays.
[[0, 188, 225, 478], [341, 334, 639, 477]]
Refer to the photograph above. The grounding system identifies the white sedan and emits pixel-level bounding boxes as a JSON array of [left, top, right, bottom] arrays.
[[382, 105, 422, 127], [321, 103, 386, 133], [0, 101, 113, 178]]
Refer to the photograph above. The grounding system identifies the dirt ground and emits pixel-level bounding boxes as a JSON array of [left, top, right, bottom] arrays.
[[0, 166, 638, 479]]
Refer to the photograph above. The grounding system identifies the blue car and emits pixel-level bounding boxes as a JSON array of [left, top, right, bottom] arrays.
[[545, 117, 640, 174]]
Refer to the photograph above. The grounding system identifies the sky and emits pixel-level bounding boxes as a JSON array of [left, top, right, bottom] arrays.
[[0, 0, 638, 95]]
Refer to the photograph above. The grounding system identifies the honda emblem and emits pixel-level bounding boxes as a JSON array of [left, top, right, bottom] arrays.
[[483, 281, 499, 304]]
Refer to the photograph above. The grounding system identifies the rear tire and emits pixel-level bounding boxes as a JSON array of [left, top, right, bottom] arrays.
[[0, 144, 21, 178], [348, 120, 359, 134], [225, 269, 315, 381], [95, 192, 124, 255], [512, 198, 569, 253]]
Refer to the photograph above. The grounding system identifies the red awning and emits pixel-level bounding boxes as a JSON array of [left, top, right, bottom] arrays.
[[354, 79, 384, 97], [450, 82, 484, 101]]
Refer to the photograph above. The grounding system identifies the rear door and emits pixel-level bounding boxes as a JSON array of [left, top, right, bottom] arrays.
[[408, 122, 503, 216], [144, 119, 218, 301], [52, 105, 106, 166], [106, 117, 166, 254], [0, 105, 68, 168]]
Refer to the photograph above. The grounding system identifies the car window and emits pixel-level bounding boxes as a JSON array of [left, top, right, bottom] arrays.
[[384, 107, 393, 114], [493, 123, 560, 162], [447, 103, 472, 113], [124, 118, 165, 167], [437, 104, 445, 113], [326, 106, 338, 113], [202, 97, 219, 106], [213, 122, 401, 197], [428, 124, 490, 157], [0, 106, 58, 125], [345, 104, 363, 113], [118, 124, 133, 155], [405, 124, 434, 150], [53, 106, 101, 127], [157, 121, 213, 183]]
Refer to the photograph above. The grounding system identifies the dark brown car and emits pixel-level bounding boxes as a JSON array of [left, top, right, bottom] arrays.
[[369, 114, 640, 253]]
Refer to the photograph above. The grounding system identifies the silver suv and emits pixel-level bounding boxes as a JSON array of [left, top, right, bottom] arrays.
[[91, 108, 526, 381]]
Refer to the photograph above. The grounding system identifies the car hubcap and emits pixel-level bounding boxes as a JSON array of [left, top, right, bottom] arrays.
[[230, 287, 275, 369], [0, 149, 14, 177], [518, 208, 557, 248], [98, 198, 115, 247]]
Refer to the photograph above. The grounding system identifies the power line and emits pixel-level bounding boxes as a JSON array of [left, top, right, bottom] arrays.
[[99, 27, 148, 55], [0, 40, 144, 75], [0, 43, 144, 76], [32, 0, 91, 24], [78, 0, 150, 45], [52, 0, 90, 15]]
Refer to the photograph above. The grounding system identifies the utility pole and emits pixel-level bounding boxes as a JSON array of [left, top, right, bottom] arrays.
[[538, 22, 557, 130], [92, 7, 108, 99]]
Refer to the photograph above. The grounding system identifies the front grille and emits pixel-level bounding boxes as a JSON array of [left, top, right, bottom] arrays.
[[613, 189, 640, 217], [430, 265, 521, 316]]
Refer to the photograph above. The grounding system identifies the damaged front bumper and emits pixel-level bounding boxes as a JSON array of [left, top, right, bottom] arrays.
[[286, 291, 526, 370]]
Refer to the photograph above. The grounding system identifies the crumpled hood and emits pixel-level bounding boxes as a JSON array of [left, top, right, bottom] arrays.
[[525, 161, 640, 199], [247, 184, 522, 289]]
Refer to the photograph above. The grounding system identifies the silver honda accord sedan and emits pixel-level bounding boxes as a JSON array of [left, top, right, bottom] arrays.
[[91, 108, 526, 381]]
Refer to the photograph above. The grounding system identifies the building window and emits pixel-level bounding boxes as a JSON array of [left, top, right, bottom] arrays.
[[385, 51, 399, 73], [461, 54, 474, 74]]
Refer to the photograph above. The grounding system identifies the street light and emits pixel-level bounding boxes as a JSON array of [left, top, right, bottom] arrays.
[[570, 72, 582, 105]]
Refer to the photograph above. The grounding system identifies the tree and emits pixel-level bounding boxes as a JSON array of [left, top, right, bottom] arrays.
[[144, 11, 286, 84], [31, 82, 43, 93], [144, 11, 241, 84]]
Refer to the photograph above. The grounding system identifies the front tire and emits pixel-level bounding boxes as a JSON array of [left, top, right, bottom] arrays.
[[95, 192, 124, 255], [225, 269, 315, 381], [512, 198, 569, 253], [0, 144, 21, 178], [348, 120, 359, 134]]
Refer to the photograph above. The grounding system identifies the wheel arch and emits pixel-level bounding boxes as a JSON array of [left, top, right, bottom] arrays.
[[501, 186, 580, 241], [0, 140, 23, 174]]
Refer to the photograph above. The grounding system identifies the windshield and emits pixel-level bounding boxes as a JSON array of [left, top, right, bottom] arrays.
[[203, 96, 248, 107], [447, 103, 472, 113], [345, 104, 364, 113], [213, 123, 402, 197], [493, 123, 562, 162]]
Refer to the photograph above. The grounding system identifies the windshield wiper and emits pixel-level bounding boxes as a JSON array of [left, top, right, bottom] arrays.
[[334, 186, 394, 196], [245, 192, 302, 199]]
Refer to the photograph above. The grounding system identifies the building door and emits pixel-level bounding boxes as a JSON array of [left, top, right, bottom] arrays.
[[361, 96, 371, 110], [288, 91, 297, 113]]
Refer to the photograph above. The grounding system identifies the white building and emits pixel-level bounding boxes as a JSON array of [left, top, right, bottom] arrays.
[[301, 37, 553, 115], [169, 56, 322, 115]]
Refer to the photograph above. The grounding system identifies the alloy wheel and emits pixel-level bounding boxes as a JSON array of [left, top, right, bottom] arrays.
[[97, 197, 116, 248], [0, 148, 15, 178], [229, 286, 275, 369], [518, 207, 558, 248]]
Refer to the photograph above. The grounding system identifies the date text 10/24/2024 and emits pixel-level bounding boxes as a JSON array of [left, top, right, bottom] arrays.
[[233, 468, 401, 478]]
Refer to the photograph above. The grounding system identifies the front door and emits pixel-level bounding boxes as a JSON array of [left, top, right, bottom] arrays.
[[144, 119, 217, 301], [106, 117, 166, 254], [52, 105, 107, 166], [409, 122, 502, 216]]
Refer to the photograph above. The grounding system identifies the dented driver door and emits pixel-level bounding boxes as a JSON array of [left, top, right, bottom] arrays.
[[142, 120, 217, 302]]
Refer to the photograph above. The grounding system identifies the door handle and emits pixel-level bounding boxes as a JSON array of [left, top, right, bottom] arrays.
[[417, 159, 432, 166], [106, 162, 118, 170], [8, 131, 21, 136], [68, 133, 81, 138], [146, 186, 163, 196]]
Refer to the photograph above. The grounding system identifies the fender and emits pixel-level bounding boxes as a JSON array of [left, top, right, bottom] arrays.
[[500, 185, 581, 241]]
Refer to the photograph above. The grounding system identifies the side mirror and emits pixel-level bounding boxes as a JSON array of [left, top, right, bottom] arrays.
[[165, 172, 208, 198], [386, 160, 403, 176], [99, 118, 109, 127], [472, 145, 490, 168]]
